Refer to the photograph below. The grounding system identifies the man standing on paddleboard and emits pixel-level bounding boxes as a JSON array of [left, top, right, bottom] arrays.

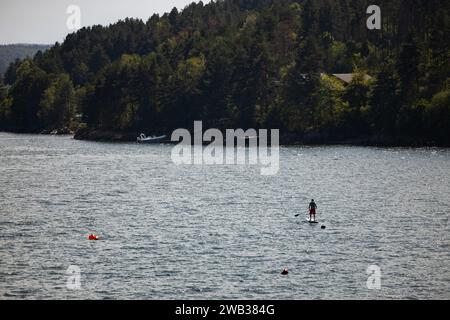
[[309, 199, 317, 222]]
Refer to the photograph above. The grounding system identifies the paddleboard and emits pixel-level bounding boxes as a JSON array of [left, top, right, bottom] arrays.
[[308, 220, 319, 224]]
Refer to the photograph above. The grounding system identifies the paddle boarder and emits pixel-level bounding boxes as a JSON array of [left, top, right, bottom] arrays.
[[309, 199, 317, 222]]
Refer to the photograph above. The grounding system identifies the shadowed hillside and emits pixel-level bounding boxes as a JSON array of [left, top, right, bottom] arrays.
[[0, 44, 51, 75]]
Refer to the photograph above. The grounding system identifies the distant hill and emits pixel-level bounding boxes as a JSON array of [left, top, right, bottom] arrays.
[[0, 44, 51, 75]]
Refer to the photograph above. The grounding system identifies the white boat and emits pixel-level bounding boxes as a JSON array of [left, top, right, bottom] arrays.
[[137, 133, 167, 143]]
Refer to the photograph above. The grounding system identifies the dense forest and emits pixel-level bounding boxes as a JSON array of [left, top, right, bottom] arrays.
[[0, 0, 449, 145], [0, 44, 51, 75]]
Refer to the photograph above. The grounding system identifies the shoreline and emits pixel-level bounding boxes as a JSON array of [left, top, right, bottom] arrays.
[[1, 128, 446, 148], [70, 127, 450, 148]]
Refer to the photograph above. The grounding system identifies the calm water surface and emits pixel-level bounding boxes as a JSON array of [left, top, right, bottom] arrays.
[[0, 133, 449, 299]]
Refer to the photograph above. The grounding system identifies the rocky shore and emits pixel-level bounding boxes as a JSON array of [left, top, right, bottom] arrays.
[[0, 127, 441, 147], [72, 127, 440, 147], [73, 128, 140, 142]]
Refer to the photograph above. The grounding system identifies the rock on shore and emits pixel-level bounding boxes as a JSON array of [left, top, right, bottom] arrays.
[[74, 128, 139, 142]]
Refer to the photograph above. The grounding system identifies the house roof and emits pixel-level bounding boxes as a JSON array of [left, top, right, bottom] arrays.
[[331, 73, 372, 84]]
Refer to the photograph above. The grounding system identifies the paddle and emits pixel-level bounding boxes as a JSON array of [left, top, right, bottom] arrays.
[[295, 210, 308, 217]]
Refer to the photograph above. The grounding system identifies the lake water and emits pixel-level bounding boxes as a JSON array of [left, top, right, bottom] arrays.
[[0, 132, 449, 299]]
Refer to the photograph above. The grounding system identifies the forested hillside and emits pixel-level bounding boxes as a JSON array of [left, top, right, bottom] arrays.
[[0, 0, 449, 145], [0, 44, 51, 75]]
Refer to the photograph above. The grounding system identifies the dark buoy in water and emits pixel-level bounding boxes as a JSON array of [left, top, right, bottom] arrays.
[[321, 226, 326, 229], [281, 268, 289, 275]]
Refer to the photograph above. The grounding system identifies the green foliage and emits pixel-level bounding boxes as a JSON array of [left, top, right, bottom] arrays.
[[327, 41, 349, 73], [368, 65, 400, 135], [316, 74, 348, 131], [425, 90, 450, 143], [0, 83, 12, 127], [88, 54, 144, 130], [38, 74, 76, 129], [8, 60, 51, 131], [341, 70, 372, 134], [0, 0, 449, 145]]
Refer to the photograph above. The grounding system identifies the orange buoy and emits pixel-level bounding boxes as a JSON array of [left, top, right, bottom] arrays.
[[88, 234, 99, 240], [281, 267, 289, 275]]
